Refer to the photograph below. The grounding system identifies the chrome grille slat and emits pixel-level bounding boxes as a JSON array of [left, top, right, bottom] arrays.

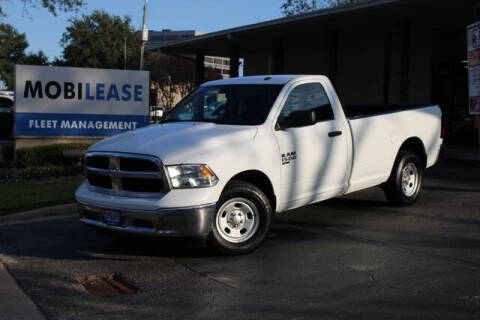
[[85, 167, 161, 179], [85, 152, 169, 196], [86, 167, 110, 175], [117, 171, 163, 179]]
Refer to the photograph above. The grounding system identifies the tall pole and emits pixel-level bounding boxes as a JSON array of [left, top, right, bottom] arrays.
[[124, 37, 127, 70], [474, 4, 480, 150], [139, 0, 148, 70]]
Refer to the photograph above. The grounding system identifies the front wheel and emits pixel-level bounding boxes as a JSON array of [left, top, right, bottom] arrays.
[[208, 181, 271, 255], [384, 150, 423, 206]]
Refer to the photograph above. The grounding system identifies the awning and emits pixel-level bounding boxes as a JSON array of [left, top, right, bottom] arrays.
[[156, 0, 476, 57]]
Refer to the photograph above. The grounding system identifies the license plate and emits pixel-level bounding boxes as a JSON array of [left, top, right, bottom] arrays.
[[103, 210, 121, 226]]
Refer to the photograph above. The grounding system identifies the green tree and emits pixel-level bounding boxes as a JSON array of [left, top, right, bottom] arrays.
[[58, 10, 140, 69], [23, 50, 50, 65], [0, 23, 27, 89], [0, 0, 84, 18], [0, 24, 50, 89], [281, 0, 363, 16]]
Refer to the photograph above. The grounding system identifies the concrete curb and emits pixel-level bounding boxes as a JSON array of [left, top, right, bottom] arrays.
[[0, 203, 77, 224], [0, 262, 46, 320]]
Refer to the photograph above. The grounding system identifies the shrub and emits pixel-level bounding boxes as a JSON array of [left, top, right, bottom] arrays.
[[0, 165, 84, 181], [1, 145, 14, 163], [16, 143, 91, 167]]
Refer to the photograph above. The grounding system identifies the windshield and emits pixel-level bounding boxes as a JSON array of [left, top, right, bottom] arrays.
[[162, 84, 283, 125]]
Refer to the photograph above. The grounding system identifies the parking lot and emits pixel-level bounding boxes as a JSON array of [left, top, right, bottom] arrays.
[[0, 159, 479, 320]]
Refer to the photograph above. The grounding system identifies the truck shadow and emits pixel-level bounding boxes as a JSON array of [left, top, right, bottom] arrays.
[[311, 196, 389, 208], [422, 185, 480, 193]]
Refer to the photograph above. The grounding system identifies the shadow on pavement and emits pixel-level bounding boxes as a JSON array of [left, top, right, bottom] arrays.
[[423, 185, 480, 193]]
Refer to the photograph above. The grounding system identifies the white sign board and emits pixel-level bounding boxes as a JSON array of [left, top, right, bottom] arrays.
[[142, 28, 149, 41], [468, 22, 480, 114], [15, 65, 149, 137]]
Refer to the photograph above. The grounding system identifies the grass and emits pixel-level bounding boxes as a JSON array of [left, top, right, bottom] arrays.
[[0, 164, 83, 181], [0, 175, 85, 215]]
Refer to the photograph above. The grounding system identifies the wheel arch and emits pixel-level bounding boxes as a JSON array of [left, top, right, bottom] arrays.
[[383, 137, 425, 206], [398, 137, 427, 168], [224, 170, 277, 213]]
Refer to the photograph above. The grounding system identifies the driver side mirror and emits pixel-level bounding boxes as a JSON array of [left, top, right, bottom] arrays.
[[276, 109, 317, 130]]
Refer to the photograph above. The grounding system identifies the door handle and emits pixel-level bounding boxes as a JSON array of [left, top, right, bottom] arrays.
[[328, 130, 342, 137]]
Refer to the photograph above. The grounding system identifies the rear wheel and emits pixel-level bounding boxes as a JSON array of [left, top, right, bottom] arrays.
[[209, 181, 271, 255], [384, 150, 423, 206]]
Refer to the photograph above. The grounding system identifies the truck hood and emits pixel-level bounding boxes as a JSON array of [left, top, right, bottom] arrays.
[[89, 122, 258, 164]]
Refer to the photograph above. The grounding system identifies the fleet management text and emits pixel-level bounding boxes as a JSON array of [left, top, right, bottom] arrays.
[[28, 119, 138, 130]]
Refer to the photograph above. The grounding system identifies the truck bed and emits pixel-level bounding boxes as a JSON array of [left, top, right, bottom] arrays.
[[343, 104, 435, 119], [344, 103, 442, 194]]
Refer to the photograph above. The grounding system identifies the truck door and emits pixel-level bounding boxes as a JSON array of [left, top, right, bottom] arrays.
[[273, 81, 349, 210]]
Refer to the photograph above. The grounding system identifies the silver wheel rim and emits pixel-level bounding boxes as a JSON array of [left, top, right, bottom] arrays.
[[216, 198, 259, 244], [402, 163, 419, 197]]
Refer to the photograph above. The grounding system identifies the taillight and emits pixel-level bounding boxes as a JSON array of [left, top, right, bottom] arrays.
[[440, 124, 445, 139]]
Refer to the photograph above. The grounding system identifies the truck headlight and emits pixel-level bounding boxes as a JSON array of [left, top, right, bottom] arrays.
[[166, 164, 219, 188]]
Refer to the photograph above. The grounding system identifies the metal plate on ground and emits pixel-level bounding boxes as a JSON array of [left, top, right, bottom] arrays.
[[78, 274, 137, 298]]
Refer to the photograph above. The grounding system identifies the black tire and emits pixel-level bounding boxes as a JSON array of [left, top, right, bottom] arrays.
[[384, 150, 423, 206], [208, 180, 272, 255]]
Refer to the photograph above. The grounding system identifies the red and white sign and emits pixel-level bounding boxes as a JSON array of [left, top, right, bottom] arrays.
[[468, 22, 480, 114]]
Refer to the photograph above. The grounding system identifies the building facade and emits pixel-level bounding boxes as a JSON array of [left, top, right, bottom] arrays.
[[204, 56, 230, 78]]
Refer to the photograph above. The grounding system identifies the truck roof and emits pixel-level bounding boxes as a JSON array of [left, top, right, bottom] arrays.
[[202, 75, 326, 86]]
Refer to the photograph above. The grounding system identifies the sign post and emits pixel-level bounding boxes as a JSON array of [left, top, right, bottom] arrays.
[[467, 22, 480, 149], [14, 65, 149, 149]]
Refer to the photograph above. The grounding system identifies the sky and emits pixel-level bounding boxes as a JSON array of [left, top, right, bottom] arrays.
[[1, 0, 284, 61]]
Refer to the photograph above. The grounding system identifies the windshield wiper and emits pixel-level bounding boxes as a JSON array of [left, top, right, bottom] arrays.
[[160, 118, 184, 124], [194, 120, 223, 124], [161, 119, 231, 125]]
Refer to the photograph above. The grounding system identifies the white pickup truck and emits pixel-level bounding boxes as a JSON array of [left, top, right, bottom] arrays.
[[76, 75, 443, 254]]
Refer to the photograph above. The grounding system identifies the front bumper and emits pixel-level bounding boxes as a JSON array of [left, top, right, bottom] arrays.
[[78, 202, 216, 237]]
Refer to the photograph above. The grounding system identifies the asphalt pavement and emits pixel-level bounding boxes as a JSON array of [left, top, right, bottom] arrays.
[[0, 159, 479, 320]]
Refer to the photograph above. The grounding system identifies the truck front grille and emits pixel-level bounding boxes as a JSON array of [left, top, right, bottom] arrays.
[[121, 177, 164, 193], [87, 172, 112, 189], [85, 152, 169, 195], [120, 158, 159, 172], [85, 156, 109, 169]]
